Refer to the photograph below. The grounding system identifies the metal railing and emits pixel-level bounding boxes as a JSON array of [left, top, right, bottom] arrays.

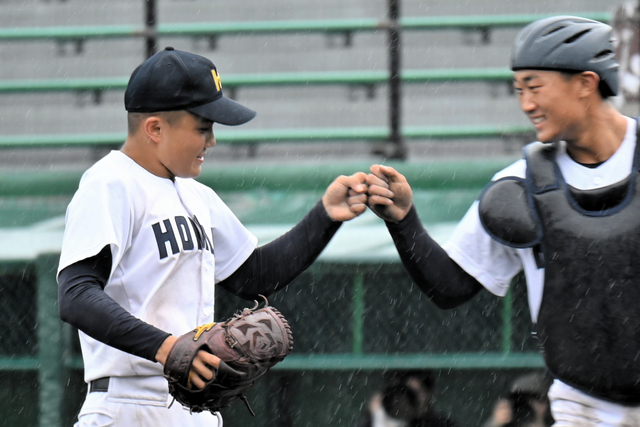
[[0, 13, 611, 43], [0, 123, 531, 148], [0, 11, 612, 159], [0, 7, 613, 427]]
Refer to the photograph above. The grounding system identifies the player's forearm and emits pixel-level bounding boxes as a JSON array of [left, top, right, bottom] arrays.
[[58, 247, 170, 362], [218, 199, 341, 300], [59, 279, 170, 361], [386, 205, 483, 309]]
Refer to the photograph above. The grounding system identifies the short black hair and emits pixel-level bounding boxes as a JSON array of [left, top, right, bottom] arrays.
[[126, 110, 191, 135]]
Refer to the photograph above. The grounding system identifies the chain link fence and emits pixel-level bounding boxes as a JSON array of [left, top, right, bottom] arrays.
[[0, 266, 37, 357], [0, 255, 540, 427], [216, 263, 538, 356], [214, 262, 540, 427], [0, 262, 538, 359]]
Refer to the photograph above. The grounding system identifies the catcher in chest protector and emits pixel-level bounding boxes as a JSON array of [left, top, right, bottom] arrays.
[[57, 47, 368, 427]]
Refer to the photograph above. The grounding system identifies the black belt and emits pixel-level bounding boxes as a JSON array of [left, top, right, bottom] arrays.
[[89, 377, 110, 393]]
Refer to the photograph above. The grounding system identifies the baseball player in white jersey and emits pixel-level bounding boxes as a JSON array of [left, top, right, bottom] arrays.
[[365, 17, 640, 426], [57, 47, 368, 427]]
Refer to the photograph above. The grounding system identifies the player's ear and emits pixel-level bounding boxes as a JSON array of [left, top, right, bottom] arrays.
[[577, 71, 600, 99], [142, 116, 164, 144]]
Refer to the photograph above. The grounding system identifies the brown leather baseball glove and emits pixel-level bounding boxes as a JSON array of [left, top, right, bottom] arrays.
[[163, 297, 293, 415]]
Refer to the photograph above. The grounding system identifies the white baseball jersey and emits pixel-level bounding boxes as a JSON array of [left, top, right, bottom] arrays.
[[443, 116, 637, 323], [58, 150, 257, 382]]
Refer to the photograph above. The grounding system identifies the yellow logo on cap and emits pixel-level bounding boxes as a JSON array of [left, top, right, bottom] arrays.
[[212, 70, 222, 91]]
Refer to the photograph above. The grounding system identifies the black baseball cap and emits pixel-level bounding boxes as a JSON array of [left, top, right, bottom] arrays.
[[124, 47, 256, 125]]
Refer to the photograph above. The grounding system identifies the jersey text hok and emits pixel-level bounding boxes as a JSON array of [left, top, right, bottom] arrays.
[[152, 215, 214, 259]]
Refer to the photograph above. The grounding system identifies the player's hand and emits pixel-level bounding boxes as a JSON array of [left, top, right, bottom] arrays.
[[322, 172, 368, 221], [366, 164, 413, 222], [156, 335, 221, 389], [188, 350, 221, 389]]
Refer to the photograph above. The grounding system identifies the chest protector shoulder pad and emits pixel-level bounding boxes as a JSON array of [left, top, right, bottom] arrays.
[[478, 137, 640, 404]]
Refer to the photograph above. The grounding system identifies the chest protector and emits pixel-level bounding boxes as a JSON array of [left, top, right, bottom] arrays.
[[478, 139, 640, 404]]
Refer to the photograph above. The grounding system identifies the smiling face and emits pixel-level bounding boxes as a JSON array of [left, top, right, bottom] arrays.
[[156, 111, 216, 179], [513, 70, 585, 143]]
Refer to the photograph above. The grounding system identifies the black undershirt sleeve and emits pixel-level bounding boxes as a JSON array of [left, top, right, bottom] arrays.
[[384, 204, 484, 309], [57, 200, 341, 359], [217, 199, 342, 300], [57, 245, 170, 362]]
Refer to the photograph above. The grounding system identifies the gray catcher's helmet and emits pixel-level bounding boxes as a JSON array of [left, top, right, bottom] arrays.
[[511, 16, 619, 97]]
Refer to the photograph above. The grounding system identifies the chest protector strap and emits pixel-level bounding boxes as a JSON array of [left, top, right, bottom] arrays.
[[478, 123, 640, 404]]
